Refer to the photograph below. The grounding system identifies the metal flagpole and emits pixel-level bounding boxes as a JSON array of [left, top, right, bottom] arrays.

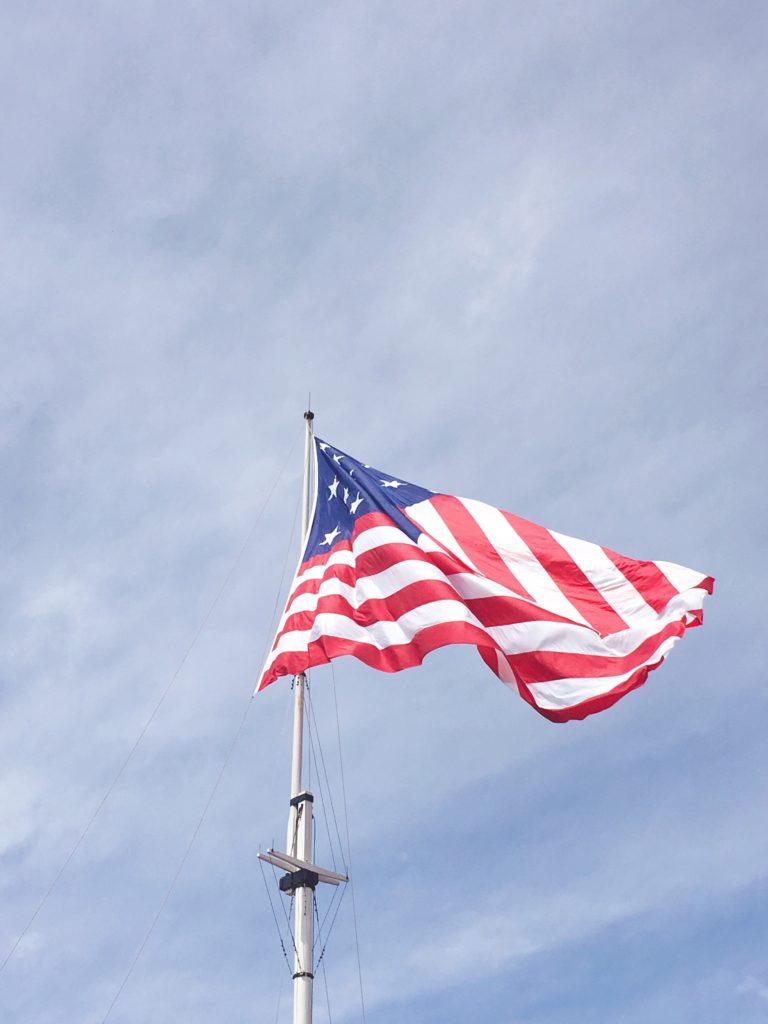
[[289, 409, 315, 1024], [287, 410, 314, 858], [258, 409, 347, 1024]]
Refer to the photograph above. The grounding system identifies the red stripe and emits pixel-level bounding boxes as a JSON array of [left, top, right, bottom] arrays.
[[271, 578, 581, 653], [355, 541, 432, 578], [430, 495, 534, 601], [602, 549, 679, 613], [515, 659, 667, 723], [506, 617, 686, 685], [275, 527, 684, 667], [260, 620, 495, 688], [293, 513, 476, 606], [350, 511, 471, 579], [274, 585, 689, 687], [284, 526, 485, 630], [273, 520, 585, 651], [258, 601, 704, 709], [454, 595, 579, 628], [286, 539, 428, 612], [283, 537, 443, 624], [288, 561, 356, 609], [276, 580, 463, 641], [298, 539, 352, 574], [501, 511, 628, 635]]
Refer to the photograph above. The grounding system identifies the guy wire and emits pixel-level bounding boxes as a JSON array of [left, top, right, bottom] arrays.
[[1, 434, 298, 978]]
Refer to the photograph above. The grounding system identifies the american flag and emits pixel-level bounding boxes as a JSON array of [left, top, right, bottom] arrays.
[[257, 438, 713, 721]]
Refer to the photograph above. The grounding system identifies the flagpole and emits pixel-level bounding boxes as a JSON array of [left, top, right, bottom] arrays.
[[288, 409, 315, 1024], [258, 410, 348, 1020]]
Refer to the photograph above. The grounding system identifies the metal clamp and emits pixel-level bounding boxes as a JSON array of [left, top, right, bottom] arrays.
[[279, 868, 320, 894]]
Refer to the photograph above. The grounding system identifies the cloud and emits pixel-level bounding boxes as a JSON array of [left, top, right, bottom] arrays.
[[0, 2, 765, 1023], [737, 975, 768, 1002]]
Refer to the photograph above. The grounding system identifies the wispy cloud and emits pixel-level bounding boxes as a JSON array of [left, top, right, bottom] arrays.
[[1, 2, 764, 1022]]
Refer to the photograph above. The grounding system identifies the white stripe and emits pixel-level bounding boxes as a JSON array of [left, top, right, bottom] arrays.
[[291, 549, 355, 592], [283, 525, 417, 616], [524, 635, 680, 709], [353, 523, 419, 555], [494, 649, 516, 685], [417, 532, 451, 555], [654, 560, 708, 593], [450, 569, 551, 604], [292, 525, 418, 596], [270, 599, 486, 659], [486, 590, 702, 658], [263, 586, 705, 678], [458, 497, 593, 628], [405, 498, 481, 572], [550, 529, 658, 626], [285, 557, 450, 616], [284, 529, 429, 617], [287, 540, 546, 621]]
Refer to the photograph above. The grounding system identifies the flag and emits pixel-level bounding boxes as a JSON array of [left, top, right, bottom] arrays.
[[257, 438, 713, 721]]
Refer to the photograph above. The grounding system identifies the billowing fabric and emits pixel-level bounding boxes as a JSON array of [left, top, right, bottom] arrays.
[[256, 439, 713, 722]]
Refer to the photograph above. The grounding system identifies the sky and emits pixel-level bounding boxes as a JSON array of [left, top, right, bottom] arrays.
[[1, 1, 766, 1021]]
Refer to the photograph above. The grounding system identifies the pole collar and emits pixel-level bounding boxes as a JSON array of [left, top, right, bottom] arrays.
[[279, 867, 320, 893]]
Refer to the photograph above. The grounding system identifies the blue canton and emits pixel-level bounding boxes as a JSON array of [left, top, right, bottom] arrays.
[[304, 438, 435, 559]]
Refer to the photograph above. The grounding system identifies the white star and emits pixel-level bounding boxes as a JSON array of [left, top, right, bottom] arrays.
[[318, 442, 330, 452], [328, 476, 339, 499], [350, 492, 364, 514], [380, 479, 403, 489], [320, 525, 341, 547], [343, 487, 349, 503], [333, 452, 344, 464]]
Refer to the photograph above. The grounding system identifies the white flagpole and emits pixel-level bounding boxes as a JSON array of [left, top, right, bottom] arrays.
[[258, 409, 347, 1020], [288, 409, 315, 1024]]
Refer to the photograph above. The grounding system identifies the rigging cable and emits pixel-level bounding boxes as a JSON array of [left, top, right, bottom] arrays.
[[258, 480, 302, 678], [314, 895, 334, 1024], [260, 856, 304, 987], [308, 725, 336, 872], [270, 860, 298, 958], [257, 857, 293, 977], [273, 970, 285, 1024], [307, 679, 346, 872], [331, 662, 368, 1023], [304, 678, 349, 960], [0, 434, 297, 977], [99, 692, 254, 1022], [313, 881, 347, 972], [257, 481, 303, 859], [305, 679, 344, 872]]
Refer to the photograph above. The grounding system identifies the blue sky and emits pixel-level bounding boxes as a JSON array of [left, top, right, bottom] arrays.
[[1, 2, 766, 1021]]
